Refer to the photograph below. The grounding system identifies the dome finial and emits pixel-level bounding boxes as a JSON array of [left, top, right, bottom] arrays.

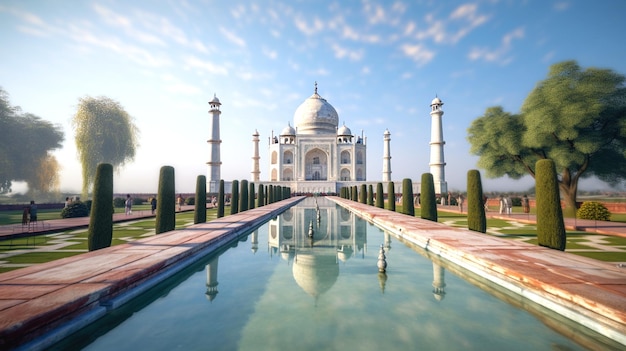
[[314, 81, 318, 94]]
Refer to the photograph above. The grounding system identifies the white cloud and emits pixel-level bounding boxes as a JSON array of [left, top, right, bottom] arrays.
[[331, 43, 364, 61], [400, 43, 435, 65], [93, 4, 166, 46], [66, 23, 171, 67], [468, 27, 524, 64], [184, 55, 228, 75], [413, 4, 489, 45], [262, 47, 278, 59], [218, 27, 247, 47], [294, 16, 325, 36], [363, 2, 386, 24]]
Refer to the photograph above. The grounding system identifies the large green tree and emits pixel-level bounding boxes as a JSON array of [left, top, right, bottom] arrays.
[[0, 88, 64, 194], [72, 96, 139, 196], [468, 61, 626, 216]]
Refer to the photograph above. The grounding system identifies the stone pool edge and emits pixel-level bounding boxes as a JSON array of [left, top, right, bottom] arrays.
[[0, 197, 303, 350], [329, 197, 626, 347]]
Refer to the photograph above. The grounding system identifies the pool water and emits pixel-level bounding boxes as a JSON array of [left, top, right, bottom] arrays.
[[51, 197, 614, 350]]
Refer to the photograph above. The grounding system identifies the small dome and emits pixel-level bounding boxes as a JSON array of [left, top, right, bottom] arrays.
[[431, 96, 443, 106], [210, 94, 221, 105], [337, 123, 352, 136], [281, 123, 296, 136], [384, 129, 390, 135]]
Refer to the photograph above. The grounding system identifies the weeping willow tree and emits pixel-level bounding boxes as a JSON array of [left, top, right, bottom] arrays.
[[72, 96, 139, 197]]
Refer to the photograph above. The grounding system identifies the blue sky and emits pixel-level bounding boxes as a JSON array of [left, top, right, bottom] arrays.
[[1, 0, 625, 194]]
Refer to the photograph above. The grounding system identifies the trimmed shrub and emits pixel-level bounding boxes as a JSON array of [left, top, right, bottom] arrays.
[[217, 179, 225, 218], [88, 163, 114, 251], [420, 173, 437, 222], [257, 183, 264, 208], [467, 170, 487, 233], [535, 159, 566, 251], [185, 197, 195, 206], [352, 186, 358, 202], [239, 179, 249, 212], [375, 183, 384, 208], [132, 197, 144, 206], [156, 166, 176, 234], [401, 178, 414, 216], [367, 184, 374, 206], [231, 180, 239, 215], [194, 175, 207, 224], [577, 201, 611, 221], [387, 182, 395, 211], [268, 184, 274, 204], [249, 182, 255, 210], [359, 184, 367, 204], [61, 201, 89, 218]]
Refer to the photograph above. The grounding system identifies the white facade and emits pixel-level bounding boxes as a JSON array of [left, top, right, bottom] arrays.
[[429, 97, 447, 194], [265, 84, 367, 193]]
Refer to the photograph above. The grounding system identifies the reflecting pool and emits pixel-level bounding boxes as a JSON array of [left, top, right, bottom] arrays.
[[51, 197, 618, 350]]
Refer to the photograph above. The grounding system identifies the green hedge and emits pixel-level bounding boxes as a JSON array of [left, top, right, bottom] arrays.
[[88, 163, 114, 251], [535, 159, 566, 251]]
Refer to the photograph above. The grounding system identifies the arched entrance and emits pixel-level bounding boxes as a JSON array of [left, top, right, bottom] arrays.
[[304, 148, 328, 181]]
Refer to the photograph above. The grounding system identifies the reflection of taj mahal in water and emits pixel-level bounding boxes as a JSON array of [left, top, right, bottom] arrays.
[[205, 198, 446, 302], [206, 83, 448, 195]]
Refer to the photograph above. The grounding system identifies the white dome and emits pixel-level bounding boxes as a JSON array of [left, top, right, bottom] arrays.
[[281, 123, 296, 136], [210, 94, 221, 104], [337, 123, 352, 136], [431, 97, 443, 105], [293, 85, 339, 135]]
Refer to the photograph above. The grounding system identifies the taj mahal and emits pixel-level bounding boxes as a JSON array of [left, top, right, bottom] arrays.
[[206, 83, 447, 195]]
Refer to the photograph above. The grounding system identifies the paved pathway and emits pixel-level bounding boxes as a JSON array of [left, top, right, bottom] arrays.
[[0, 205, 197, 240]]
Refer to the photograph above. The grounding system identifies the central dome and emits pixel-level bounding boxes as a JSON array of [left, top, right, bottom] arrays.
[[293, 84, 339, 135]]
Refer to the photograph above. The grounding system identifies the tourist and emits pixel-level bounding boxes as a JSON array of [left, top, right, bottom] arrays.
[[499, 195, 506, 214], [125, 194, 132, 215], [506, 195, 513, 215], [457, 194, 464, 213], [522, 195, 530, 214], [483, 195, 489, 212], [177, 194, 184, 211], [151, 196, 157, 214], [64, 197, 71, 208], [29, 200, 38, 223]]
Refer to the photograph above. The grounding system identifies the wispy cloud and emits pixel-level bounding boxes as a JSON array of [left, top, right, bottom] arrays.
[[93, 4, 166, 46], [331, 43, 364, 61], [1, 5, 51, 36], [468, 27, 524, 64], [413, 4, 490, 45], [66, 23, 171, 67], [400, 43, 435, 66], [262, 47, 278, 59], [219, 27, 246, 47], [294, 16, 325, 36], [184, 55, 228, 75]]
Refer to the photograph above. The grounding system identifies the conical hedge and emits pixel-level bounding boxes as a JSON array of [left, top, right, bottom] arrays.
[[535, 159, 566, 251], [88, 163, 113, 251], [156, 166, 176, 234], [420, 173, 437, 222], [194, 175, 207, 224], [467, 170, 486, 233]]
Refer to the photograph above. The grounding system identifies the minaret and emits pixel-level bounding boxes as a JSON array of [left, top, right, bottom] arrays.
[[382, 129, 392, 182], [432, 261, 446, 301], [207, 94, 222, 193], [252, 129, 260, 182], [429, 97, 447, 194], [205, 257, 219, 302]]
